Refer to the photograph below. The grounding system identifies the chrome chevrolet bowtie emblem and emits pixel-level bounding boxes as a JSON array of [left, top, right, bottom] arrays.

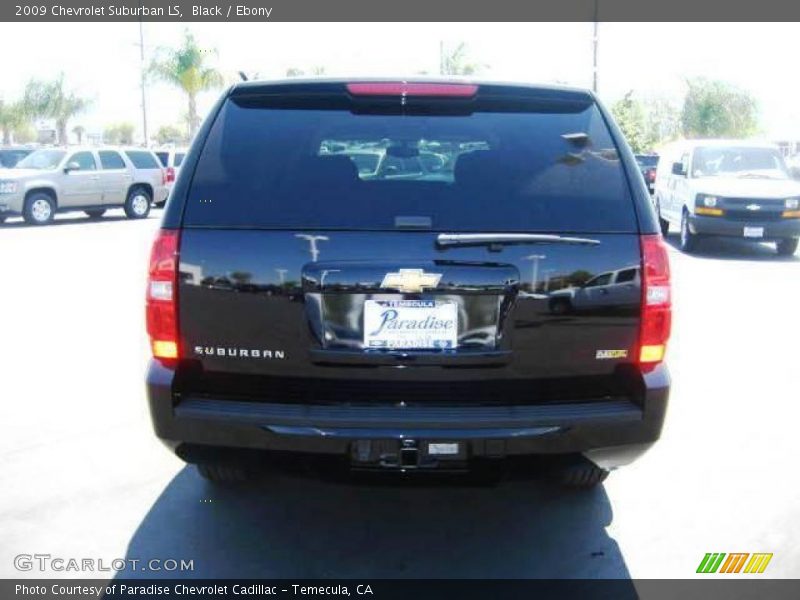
[[746, 204, 761, 211], [380, 269, 442, 293]]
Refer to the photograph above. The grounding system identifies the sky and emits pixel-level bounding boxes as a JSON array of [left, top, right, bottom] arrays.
[[0, 22, 798, 142]]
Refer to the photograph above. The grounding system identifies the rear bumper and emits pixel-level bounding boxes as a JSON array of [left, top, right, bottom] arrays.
[[690, 214, 800, 239], [155, 187, 169, 204], [147, 361, 670, 470]]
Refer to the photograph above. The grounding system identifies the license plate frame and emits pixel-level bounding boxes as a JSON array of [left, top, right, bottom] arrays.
[[363, 299, 458, 350]]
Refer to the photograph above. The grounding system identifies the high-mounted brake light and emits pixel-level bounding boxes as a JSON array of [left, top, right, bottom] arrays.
[[146, 229, 180, 362], [346, 82, 479, 98], [638, 234, 672, 371]]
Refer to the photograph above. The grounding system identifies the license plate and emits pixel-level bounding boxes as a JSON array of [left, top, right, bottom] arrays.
[[428, 442, 460, 456], [364, 299, 457, 349], [744, 226, 764, 238]]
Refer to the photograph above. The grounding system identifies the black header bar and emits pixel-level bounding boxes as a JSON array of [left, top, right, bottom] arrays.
[[3, 0, 800, 22]]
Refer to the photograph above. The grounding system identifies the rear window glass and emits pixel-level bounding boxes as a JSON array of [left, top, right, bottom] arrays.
[[69, 151, 96, 171], [174, 153, 185, 167], [635, 155, 659, 168], [125, 150, 159, 169], [0, 150, 29, 167], [155, 152, 169, 167], [185, 97, 636, 232], [99, 151, 125, 170], [615, 268, 638, 283]]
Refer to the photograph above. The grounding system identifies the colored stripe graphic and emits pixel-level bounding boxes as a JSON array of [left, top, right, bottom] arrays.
[[697, 553, 726, 573], [744, 553, 773, 574], [698, 552, 773, 574], [719, 553, 749, 573]]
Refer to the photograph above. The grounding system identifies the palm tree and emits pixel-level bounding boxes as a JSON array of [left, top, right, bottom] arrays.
[[149, 31, 224, 137], [72, 125, 85, 144], [0, 99, 27, 145], [23, 74, 90, 145], [439, 42, 485, 76]]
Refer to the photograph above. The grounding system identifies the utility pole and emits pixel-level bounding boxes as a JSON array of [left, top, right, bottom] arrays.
[[137, 17, 149, 147], [295, 234, 329, 262], [522, 254, 546, 293], [592, 0, 599, 93]]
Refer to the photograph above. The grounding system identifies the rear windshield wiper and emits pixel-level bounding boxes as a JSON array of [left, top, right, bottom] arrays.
[[437, 233, 600, 249]]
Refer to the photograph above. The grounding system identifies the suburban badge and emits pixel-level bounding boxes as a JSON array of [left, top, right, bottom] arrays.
[[596, 349, 629, 359]]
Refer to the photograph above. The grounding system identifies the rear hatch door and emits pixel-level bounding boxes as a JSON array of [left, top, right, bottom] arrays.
[[176, 83, 644, 403]]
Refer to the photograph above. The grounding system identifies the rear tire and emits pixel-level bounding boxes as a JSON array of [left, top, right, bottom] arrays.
[[124, 186, 151, 219], [196, 462, 250, 484], [23, 192, 55, 225], [556, 462, 609, 488], [776, 237, 798, 257], [85, 209, 106, 219], [549, 298, 572, 315], [679, 210, 699, 253]]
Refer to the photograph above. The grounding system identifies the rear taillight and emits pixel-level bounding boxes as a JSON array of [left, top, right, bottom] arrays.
[[638, 234, 672, 371], [165, 167, 175, 184], [146, 229, 180, 362], [346, 82, 479, 97], [647, 168, 657, 182]]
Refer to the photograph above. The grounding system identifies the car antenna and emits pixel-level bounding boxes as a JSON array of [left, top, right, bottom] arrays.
[[238, 71, 248, 82]]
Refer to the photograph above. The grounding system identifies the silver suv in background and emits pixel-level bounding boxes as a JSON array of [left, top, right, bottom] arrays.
[[548, 266, 641, 315], [0, 147, 33, 169], [153, 148, 187, 206], [0, 147, 168, 225]]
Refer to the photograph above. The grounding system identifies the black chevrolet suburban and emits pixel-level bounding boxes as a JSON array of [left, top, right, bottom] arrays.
[[146, 79, 671, 487]]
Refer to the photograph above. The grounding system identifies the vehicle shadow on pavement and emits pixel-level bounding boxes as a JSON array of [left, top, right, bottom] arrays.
[[0, 212, 161, 229], [117, 465, 633, 580], [664, 232, 799, 262]]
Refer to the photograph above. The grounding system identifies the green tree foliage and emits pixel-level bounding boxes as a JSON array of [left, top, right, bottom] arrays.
[[154, 124, 188, 145], [12, 121, 36, 144], [611, 91, 651, 153], [104, 122, 135, 145], [440, 42, 486, 76], [566, 270, 593, 287], [612, 92, 682, 153], [681, 77, 759, 138], [149, 30, 224, 137], [644, 97, 680, 146], [0, 99, 29, 145], [22, 74, 90, 144]]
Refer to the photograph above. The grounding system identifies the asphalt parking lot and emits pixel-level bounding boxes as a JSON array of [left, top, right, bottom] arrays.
[[1, 211, 799, 579]]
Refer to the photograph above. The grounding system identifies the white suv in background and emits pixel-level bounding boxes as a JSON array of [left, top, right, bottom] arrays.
[[153, 148, 187, 206], [0, 147, 168, 225], [654, 139, 800, 255]]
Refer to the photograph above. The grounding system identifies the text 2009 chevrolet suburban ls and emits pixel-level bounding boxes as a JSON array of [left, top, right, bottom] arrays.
[[145, 79, 671, 487]]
